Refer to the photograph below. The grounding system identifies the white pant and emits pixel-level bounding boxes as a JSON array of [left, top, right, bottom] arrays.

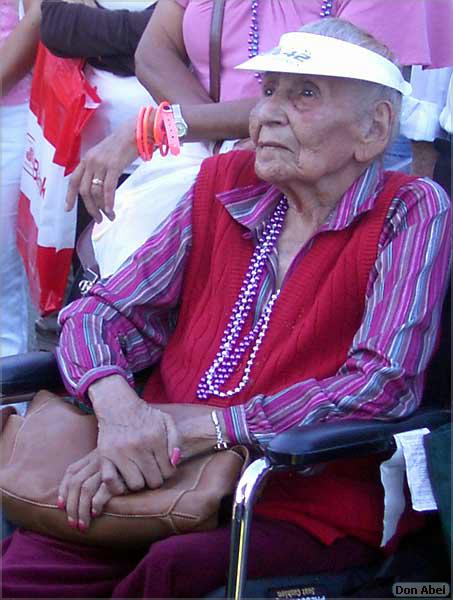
[[0, 102, 29, 356]]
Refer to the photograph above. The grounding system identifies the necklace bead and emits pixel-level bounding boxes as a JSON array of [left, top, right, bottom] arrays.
[[320, 0, 335, 17], [197, 196, 288, 400]]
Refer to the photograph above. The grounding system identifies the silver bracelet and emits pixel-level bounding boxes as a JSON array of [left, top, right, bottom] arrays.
[[211, 410, 228, 451]]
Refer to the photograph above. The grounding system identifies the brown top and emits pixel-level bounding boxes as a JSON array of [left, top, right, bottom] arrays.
[[40, 0, 154, 76]]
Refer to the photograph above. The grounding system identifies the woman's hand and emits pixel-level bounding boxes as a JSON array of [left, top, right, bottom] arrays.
[[58, 449, 125, 531], [65, 117, 139, 223], [88, 375, 181, 495]]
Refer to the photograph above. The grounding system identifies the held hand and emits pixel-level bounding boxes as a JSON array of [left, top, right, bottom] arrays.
[[97, 404, 180, 493], [89, 376, 181, 495], [65, 117, 138, 224], [58, 449, 125, 531]]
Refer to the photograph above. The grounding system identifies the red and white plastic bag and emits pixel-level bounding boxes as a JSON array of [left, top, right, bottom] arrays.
[[17, 44, 99, 315]]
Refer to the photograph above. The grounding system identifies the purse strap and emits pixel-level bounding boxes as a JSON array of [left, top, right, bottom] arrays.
[[209, 0, 226, 103]]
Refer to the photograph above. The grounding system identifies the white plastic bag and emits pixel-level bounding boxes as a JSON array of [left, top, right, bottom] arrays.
[[92, 140, 237, 278]]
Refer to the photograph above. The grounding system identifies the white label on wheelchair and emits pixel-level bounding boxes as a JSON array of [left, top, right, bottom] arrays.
[[380, 428, 437, 547], [268, 585, 328, 600]]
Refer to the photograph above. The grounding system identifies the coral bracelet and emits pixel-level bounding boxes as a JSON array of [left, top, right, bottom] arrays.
[[136, 101, 181, 161]]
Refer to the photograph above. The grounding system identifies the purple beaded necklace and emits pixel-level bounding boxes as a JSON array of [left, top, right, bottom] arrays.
[[196, 196, 288, 400], [248, 0, 261, 82]]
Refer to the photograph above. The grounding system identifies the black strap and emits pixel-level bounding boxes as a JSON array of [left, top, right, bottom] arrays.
[[209, 0, 226, 103]]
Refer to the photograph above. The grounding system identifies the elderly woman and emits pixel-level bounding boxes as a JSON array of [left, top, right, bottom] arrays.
[[2, 18, 451, 599]]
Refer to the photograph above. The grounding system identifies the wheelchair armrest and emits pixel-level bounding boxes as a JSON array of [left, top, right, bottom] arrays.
[[0, 351, 63, 402], [266, 409, 451, 467], [0, 351, 154, 403]]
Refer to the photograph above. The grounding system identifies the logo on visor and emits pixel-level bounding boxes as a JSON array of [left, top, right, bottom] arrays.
[[271, 47, 312, 64]]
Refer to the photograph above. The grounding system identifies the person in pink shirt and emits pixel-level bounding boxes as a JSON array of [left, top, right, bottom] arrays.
[[0, 0, 41, 357]]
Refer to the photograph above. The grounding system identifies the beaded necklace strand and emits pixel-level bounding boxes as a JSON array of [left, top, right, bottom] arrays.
[[197, 196, 288, 399]]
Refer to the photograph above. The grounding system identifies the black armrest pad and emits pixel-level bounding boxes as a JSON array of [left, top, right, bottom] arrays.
[[0, 351, 63, 398], [266, 409, 451, 467]]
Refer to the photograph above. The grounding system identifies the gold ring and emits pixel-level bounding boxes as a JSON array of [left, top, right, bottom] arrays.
[[91, 177, 104, 186]]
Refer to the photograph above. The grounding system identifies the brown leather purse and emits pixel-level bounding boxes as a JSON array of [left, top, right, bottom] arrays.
[[0, 391, 248, 547]]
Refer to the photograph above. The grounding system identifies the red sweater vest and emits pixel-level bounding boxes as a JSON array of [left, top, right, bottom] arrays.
[[144, 151, 419, 547]]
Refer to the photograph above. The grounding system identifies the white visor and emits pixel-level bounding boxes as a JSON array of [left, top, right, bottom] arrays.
[[236, 32, 412, 96]]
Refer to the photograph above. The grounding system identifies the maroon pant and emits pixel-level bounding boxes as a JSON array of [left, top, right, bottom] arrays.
[[1, 518, 380, 598]]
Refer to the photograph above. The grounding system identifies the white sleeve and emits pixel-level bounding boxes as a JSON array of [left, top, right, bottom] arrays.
[[439, 75, 452, 135], [400, 67, 453, 141]]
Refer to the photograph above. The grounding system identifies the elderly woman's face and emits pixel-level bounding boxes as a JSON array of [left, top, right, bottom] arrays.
[[250, 73, 367, 187]]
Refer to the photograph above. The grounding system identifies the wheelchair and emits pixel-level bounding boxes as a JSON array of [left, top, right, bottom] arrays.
[[1, 290, 450, 599]]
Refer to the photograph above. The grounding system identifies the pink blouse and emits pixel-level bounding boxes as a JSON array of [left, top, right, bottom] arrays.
[[176, 0, 309, 101], [176, 0, 453, 101], [0, 0, 32, 105]]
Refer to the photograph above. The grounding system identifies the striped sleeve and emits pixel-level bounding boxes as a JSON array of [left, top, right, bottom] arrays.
[[56, 190, 194, 401], [224, 178, 451, 445]]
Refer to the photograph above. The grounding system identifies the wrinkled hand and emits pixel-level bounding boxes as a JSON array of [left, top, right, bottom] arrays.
[[89, 376, 181, 496], [58, 448, 123, 531], [65, 117, 138, 223]]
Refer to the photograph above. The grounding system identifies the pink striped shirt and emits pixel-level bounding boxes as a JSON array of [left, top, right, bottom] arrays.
[[57, 161, 451, 444]]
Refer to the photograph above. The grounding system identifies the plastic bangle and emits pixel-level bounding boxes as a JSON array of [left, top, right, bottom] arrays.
[[136, 106, 146, 160], [140, 101, 181, 159], [142, 105, 154, 161]]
